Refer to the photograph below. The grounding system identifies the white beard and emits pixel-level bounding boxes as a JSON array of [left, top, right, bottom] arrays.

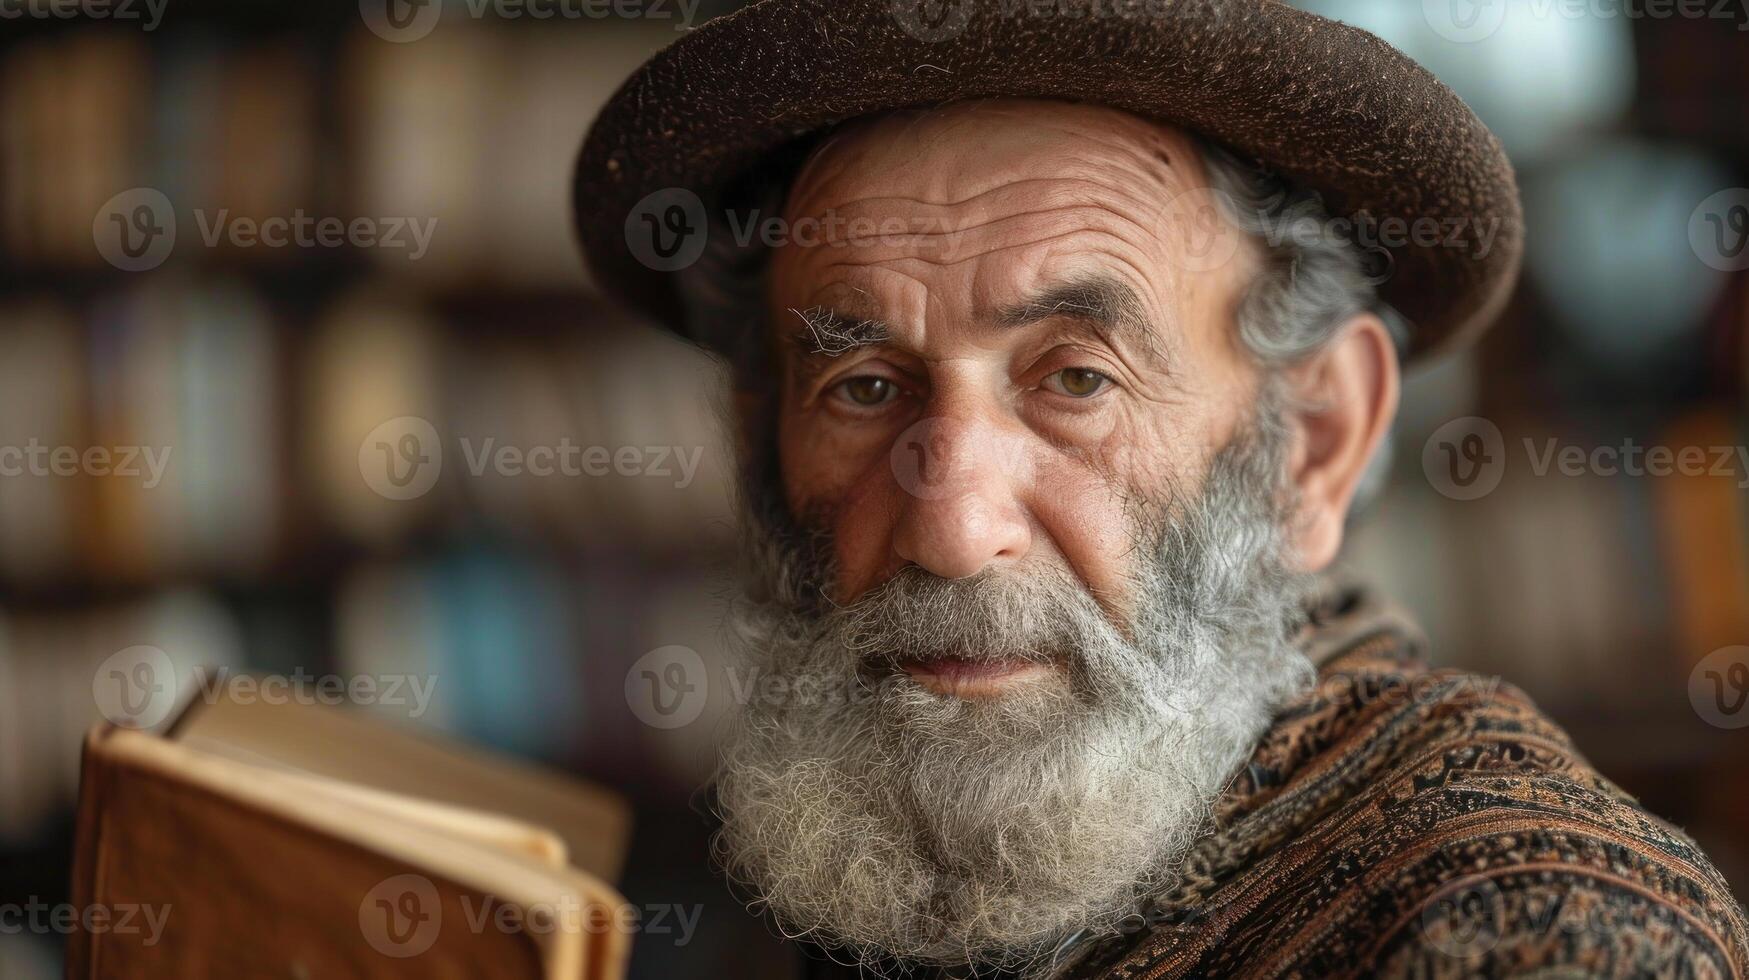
[[713, 413, 1315, 973]]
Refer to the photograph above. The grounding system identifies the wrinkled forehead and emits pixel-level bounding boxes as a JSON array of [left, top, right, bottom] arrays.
[[787, 99, 1203, 212], [764, 98, 1247, 350]]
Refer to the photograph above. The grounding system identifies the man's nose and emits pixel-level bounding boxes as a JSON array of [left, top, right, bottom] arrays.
[[889, 417, 1033, 579]]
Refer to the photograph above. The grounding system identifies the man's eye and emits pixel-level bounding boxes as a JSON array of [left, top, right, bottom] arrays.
[[834, 376, 899, 407], [1044, 368, 1111, 398]]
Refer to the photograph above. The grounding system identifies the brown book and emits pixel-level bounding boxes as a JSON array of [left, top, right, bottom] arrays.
[[68, 686, 633, 978]]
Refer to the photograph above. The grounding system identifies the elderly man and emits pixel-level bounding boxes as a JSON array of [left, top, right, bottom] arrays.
[[575, 1, 1748, 976]]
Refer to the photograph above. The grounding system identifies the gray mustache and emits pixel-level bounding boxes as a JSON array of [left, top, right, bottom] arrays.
[[835, 565, 1099, 666]]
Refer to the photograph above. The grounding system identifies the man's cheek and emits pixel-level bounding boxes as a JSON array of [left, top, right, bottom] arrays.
[[829, 488, 910, 603], [1032, 413, 1161, 504], [1024, 463, 1141, 602], [780, 421, 890, 517], [1104, 403, 1220, 500], [777, 429, 902, 588]]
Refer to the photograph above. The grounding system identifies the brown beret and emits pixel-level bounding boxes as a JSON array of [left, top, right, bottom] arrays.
[[574, 0, 1523, 363]]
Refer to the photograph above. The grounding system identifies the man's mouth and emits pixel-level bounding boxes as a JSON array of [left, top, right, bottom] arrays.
[[895, 655, 1059, 699]]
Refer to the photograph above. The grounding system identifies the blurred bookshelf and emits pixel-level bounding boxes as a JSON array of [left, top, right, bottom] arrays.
[[0, 7, 782, 978]]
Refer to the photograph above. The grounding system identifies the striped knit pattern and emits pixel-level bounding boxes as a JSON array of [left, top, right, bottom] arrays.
[[1046, 588, 1749, 979]]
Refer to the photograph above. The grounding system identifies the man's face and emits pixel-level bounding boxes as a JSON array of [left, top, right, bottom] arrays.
[[768, 99, 1263, 686], [717, 99, 1316, 970]]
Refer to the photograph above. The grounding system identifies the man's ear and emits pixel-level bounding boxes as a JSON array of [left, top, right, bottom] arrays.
[[1279, 313, 1400, 572]]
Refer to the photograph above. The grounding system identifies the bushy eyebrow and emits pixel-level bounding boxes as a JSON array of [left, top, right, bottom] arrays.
[[779, 274, 1168, 381], [994, 274, 1168, 368], [787, 306, 890, 355], [781, 306, 893, 386]]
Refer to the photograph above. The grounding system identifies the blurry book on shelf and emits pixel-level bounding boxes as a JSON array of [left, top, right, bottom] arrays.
[[340, 21, 679, 288], [341, 26, 499, 282], [177, 283, 283, 569], [302, 287, 449, 547], [335, 551, 587, 761], [0, 301, 85, 586], [1654, 406, 1749, 664], [70, 687, 632, 978], [0, 33, 149, 268], [86, 282, 284, 580], [210, 44, 319, 251]]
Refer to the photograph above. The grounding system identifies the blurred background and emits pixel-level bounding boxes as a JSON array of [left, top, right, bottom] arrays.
[[0, 0, 1745, 976]]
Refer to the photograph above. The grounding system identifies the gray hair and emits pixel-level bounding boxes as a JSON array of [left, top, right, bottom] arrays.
[[677, 126, 1407, 517], [1194, 137, 1406, 512]]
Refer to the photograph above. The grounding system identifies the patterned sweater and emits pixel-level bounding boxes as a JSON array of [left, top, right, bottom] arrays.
[[802, 588, 1749, 979]]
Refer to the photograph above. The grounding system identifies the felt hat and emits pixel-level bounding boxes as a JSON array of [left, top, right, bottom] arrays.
[[574, 0, 1522, 362]]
